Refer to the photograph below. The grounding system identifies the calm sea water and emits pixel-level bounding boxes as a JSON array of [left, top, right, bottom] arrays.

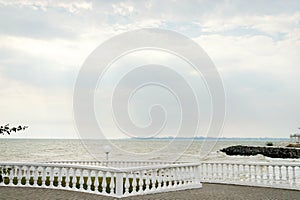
[[0, 139, 293, 163]]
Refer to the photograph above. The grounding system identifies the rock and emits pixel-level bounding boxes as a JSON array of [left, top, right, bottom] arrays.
[[220, 145, 300, 159], [286, 143, 300, 148]]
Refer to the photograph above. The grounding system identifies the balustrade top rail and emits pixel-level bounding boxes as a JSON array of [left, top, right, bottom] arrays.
[[1, 161, 200, 172], [200, 161, 300, 167]]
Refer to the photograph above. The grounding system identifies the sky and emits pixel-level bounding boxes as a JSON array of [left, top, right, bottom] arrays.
[[0, 0, 300, 139]]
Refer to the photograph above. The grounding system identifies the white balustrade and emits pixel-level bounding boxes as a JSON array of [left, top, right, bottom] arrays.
[[0, 162, 201, 198], [200, 161, 300, 190], [2, 161, 299, 198]]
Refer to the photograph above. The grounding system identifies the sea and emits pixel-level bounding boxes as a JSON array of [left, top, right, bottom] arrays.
[[0, 139, 298, 164]]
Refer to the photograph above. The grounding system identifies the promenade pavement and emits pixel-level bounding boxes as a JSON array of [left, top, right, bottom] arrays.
[[0, 183, 299, 200]]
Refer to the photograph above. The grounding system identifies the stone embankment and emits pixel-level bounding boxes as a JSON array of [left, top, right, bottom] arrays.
[[221, 145, 300, 159]]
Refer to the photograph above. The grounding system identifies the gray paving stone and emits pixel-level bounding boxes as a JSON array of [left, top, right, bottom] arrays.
[[0, 184, 299, 200]]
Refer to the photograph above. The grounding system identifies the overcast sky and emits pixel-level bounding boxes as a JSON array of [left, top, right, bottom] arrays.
[[1, 0, 300, 139]]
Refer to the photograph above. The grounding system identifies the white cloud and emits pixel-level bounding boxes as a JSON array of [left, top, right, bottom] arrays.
[[112, 2, 135, 17], [197, 12, 300, 36], [196, 33, 300, 76], [1, 0, 300, 138], [0, 0, 92, 13]]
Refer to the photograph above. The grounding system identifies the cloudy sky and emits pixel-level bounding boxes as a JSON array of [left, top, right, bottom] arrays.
[[1, 0, 300, 139]]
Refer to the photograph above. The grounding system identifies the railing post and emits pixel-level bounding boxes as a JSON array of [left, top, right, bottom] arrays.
[[115, 172, 123, 197]]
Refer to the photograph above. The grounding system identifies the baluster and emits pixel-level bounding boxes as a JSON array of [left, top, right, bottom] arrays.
[[177, 167, 182, 187], [124, 173, 130, 194], [191, 166, 195, 184], [229, 164, 233, 181], [87, 170, 92, 192], [9, 166, 14, 186], [48, 167, 54, 188], [199, 164, 203, 181], [151, 169, 157, 191], [41, 167, 46, 187], [17, 166, 22, 186], [248, 165, 252, 182], [210, 163, 213, 179], [102, 172, 107, 194], [193, 165, 200, 184], [234, 164, 238, 181], [145, 171, 150, 192], [174, 167, 182, 187], [212, 163, 215, 180], [219, 163, 222, 180], [214, 164, 217, 180], [195, 165, 201, 185], [265, 165, 269, 184], [94, 171, 99, 193], [241, 164, 245, 182], [206, 163, 209, 180], [236, 164, 240, 182], [25, 166, 30, 186], [79, 169, 84, 191], [292, 166, 296, 185], [32, 167, 38, 187], [109, 173, 115, 194], [220, 164, 223, 181], [216, 163, 219, 180], [286, 166, 289, 184], [230, 164, 234, 181], [58, 167, 62, 188], [181, 167, 186, 186], [65, 168, 70, 189], [254, 165, 258, 183], [132, 173, 137, 193], [279, 165, 282, 183], [242, 164, 246, 182], [185, 167, 190, 184], [156, 169, 162, 190], [161, 169, 166, 189], [186, 166, 191, 184], [272, 165, 276, 183], [260, 165, 264, 183], [168, 168, 173, 187], [138, 170, 144, 193], [189, 167, 193, 184], [173, 167, 178, 187], [226, 164, 230, 181], [72, 168, 77, 190]]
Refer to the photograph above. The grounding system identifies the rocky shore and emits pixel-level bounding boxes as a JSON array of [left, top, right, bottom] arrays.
[[220, 145, 300, 159]]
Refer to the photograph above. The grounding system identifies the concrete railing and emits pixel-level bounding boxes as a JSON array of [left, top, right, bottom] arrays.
[[200, 161, 300, 190], [0, 162, 201, 198], [1, 161, 299, 198]]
